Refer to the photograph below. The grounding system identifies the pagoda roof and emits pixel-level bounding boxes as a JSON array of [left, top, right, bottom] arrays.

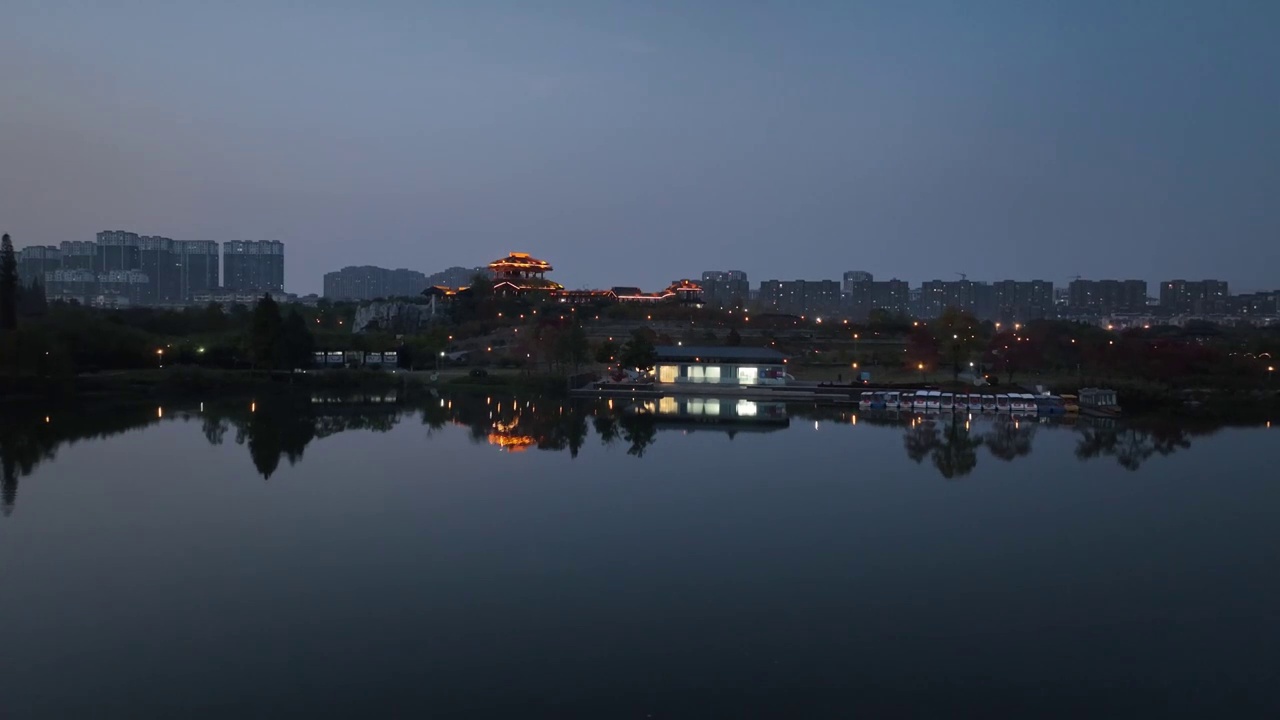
[[488, 252, 553, 273]]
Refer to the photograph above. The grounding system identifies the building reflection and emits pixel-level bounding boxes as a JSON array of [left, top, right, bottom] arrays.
[[0, 393, 1266, 516]]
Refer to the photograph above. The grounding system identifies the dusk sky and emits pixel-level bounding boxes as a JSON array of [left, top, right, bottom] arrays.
[[2, 1, 1277, 295]]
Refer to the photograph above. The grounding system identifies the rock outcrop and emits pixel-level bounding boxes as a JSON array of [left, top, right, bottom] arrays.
[[353, 301, 435, 334]]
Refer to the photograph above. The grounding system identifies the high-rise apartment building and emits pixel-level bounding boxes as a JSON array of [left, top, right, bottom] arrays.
[[700, 270, 750, 308], [918, 280, 996, 320], [323, 265, 430, 301], [17, 246, 61, 286], [96, 231, 142, 274], [59, 241, 97, 272], [757, 279, 841, 316], [841, 270, 873, 295], [176, 241, 220, 301], [1159, 279, 1229, 315], [223, 240, 285, 293], [992, 280, 1054, 323], [138, 235, 179, 304], [1067, 279, 1148, 315], [845, 279, 909, 321]]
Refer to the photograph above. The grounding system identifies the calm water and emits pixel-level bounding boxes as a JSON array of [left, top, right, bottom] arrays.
[[2, 394, 1278, 718]]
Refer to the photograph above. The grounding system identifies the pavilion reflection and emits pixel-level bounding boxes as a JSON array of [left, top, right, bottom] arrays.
[[0, 392, 1267, 516]]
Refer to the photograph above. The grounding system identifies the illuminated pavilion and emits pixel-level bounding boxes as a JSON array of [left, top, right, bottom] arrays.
[[488, 252, 564, 295]]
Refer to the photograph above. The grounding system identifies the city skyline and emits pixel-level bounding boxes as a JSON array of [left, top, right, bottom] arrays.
[[3, 2, 1278, 294]]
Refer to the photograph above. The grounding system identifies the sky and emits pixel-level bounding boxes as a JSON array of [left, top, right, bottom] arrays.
[[2, 0, 1277, 295]]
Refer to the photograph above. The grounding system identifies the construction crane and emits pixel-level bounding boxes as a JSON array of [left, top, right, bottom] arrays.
[[955, 272, 968, 281]]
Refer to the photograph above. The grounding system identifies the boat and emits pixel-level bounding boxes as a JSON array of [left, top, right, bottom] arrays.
[[1079, 388, 1122, 416], [1035, 394, 1067, 415], [941, 392, 954, 413], [884, 391, 902, 409], [995, 393, 1011, 412], [913, 392, 930, 411], [1059, 394, 1080, 414], [967, 393, 983, 412], [926, 390, 942, 412], [981, 394, 997, 412], [859, 391, 875, 409]]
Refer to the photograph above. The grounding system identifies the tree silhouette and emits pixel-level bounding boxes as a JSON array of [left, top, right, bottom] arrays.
[[931, 418, 982, 479], [0, 233, 17, 331], [250, 294, 283, 369], [619, 413, 658, 457], [903, 421, 938, 463], [984, 419, 1036, 461]]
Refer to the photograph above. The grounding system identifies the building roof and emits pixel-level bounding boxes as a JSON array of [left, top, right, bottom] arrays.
[[654, 345, 787, 364], [488, 252, 553, 273]]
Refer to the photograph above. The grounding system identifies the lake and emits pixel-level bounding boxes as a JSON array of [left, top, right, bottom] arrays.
[[2, 393, 1278, 717]]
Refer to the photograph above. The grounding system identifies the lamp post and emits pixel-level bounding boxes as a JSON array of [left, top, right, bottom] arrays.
[[1269, 365, 1275, 385], [156, 348, 164, 368], [918, 362, 926, 383]]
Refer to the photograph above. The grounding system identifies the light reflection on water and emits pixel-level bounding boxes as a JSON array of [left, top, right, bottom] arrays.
[[1, 392, 1278, 715]]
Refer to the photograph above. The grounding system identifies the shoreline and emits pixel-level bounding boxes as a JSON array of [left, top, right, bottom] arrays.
[[2, 366, 1277, 417]]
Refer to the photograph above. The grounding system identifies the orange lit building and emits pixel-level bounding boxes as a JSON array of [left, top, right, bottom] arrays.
[[614, 279, 704, 305], [488, 252, 563, 295]]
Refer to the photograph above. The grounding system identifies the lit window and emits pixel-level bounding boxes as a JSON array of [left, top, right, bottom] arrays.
[[737, 367, 759, 385]]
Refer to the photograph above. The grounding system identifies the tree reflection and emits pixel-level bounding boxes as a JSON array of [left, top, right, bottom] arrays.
[[619, 412, 658, 457], [931, 418, 982, 479], [1075, 419, 1195, 472], [2, 390, 1247, 515], [984, 418, 1035, 462], [903, 420, 938, 463]]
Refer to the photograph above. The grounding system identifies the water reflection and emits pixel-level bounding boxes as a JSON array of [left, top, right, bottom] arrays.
[[0, 392, 1269, 515]]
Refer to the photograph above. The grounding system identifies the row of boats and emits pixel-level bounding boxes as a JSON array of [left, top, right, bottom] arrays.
[[859, 390, 1074, 415]]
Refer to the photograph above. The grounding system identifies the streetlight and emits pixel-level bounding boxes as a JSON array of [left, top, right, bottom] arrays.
[[918, 362, 926, 382], [156, 348, 164, 368], [1269, 366, 1275, 384]]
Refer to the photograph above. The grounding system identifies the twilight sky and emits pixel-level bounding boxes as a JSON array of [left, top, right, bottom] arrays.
[[2, 1, 1277, 294]]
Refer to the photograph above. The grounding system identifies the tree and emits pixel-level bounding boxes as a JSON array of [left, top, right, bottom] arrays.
[[275, 309, 315, 369], [619, 327, 657, 371], [595, 339, 619, 365], [249, 294, 283, 370], [0, 233, 17, 331], [725, 327, 742, 346], [18, 278, 48, 318], [934, 308, 981, 382], [555, 319, 589, 372]]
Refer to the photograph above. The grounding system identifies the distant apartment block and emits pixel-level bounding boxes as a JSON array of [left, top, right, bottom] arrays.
[[1230, 291, 1280, 318], [757, 279, 841, 316], [700, 270, 750, 308], [918, 279, 995, 320], [59, 241, 97, 272], [223, 240, 284, 293], [323, 265, 430, 301], [1067, 279, 1148, 315], [1160, 279, 1229, 315], [844, 279, 909, 321], [992, 280, 1054, 324], [17, 245, 61, 286], [841, 270, 873, 295], [177, 241, 220, 301]]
